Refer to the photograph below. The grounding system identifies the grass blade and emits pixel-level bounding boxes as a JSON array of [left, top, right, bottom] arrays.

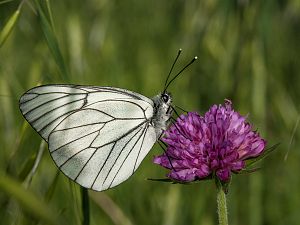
[[45, 171, 60, 203], [0, 9, 20, 48], [23, 141, 46, 188], [34, 0, 69, 80], [81, 188, 90, 225], [0, 172, 62, 225], [89, 192, 133, 225], [0, 0, 14, 5]]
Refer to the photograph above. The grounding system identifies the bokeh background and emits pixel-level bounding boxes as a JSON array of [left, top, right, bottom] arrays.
[[1, 0, 300, 225]]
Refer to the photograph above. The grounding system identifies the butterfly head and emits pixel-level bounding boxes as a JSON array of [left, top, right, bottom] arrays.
[[152, 92, 172, 114], [160, 92, 173, 120], [161, 92, 172, 105]]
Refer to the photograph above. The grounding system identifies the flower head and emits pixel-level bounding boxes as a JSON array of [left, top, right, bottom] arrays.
[[154, 100, 266, 182]]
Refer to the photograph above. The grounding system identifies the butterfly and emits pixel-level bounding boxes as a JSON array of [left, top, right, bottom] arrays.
[[19, 50, 197, 191]]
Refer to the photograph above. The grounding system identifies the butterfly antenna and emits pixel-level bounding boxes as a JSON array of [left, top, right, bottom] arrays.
[[163, 49, 182, 92], [164, 56, 197, 93], [174, 104, 189, 113]]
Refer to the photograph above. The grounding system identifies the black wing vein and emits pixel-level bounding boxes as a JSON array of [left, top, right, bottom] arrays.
[[108, 125, 148, 188], [28, 97, 85, 123], [133, 123, 149, 173], [102, 125, 146, 187]]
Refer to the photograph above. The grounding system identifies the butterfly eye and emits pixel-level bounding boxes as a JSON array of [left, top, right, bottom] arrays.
[[162, 93, 169, 103]]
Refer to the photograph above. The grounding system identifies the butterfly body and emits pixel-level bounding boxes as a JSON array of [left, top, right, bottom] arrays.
[[19, 85, 173, 191], [151, 93, 173, 137]]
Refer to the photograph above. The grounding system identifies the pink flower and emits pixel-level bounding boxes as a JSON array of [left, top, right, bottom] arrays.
[[154, 100, 266, 182]]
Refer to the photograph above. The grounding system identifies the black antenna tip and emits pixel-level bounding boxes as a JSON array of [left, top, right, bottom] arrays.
[[177, 49, 182, 55], [190, 56, 198, 63]]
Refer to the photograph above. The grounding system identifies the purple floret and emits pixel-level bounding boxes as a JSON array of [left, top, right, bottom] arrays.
[[153, 100, 266, 182]]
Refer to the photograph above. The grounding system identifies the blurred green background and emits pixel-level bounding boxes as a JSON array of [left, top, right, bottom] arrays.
[[1, 0, 300, 224]]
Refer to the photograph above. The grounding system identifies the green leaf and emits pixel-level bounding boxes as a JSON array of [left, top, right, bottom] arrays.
[[0, 9, 20, 48], [147, 178, 175, 183], [0, 172, 63, 225], [234, 167, 261, 175], [245, 143, 280, 168], [147, 177, 212, 185]]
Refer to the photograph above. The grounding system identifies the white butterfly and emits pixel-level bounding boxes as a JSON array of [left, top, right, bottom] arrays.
[[19, 50, 197, 191]]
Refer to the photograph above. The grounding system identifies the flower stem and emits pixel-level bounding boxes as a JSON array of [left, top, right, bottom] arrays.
[[216, 179, 228, 225]]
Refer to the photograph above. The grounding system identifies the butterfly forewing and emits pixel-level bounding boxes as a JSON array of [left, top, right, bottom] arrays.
[[19, 85, 158, 191]]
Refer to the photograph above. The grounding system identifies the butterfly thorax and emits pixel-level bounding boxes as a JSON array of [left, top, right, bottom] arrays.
[[151, 93, 173, 139]]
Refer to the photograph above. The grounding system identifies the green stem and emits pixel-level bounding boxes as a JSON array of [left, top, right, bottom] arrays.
[[81, 187, 90, 225], [216, 179, 228, 225]]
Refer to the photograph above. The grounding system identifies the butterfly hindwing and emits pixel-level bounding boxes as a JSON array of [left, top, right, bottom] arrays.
[[19, 84, 157, 191]]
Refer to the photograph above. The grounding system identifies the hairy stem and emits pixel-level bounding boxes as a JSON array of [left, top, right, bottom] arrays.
[[216, 179, 228, 225]]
